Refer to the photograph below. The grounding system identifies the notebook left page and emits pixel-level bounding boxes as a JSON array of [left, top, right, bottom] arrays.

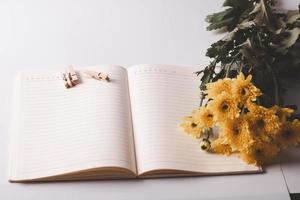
[[9, 65, 136, 182]]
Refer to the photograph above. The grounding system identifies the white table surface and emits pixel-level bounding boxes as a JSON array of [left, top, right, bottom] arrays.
[[0, 0, 298, 199], [280, 83, 300, 194]]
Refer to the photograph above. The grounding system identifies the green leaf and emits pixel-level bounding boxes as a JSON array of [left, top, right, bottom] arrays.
[[201, 0, 300, 108], [275, 28, 300, 54], [205, 0, 254, 31], [286, 10, 300, 24], [250, 0, 282, 31]]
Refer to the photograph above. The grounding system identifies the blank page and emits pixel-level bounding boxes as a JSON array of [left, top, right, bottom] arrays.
[[9, 65, 136, 181], [127, 65, 260, 175]]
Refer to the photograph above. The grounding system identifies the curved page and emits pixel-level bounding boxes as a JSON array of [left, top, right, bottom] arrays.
[[9, 65, 136, 181], [127, 64, 260, 176]]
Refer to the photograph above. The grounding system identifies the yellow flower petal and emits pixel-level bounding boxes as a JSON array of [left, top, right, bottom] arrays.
[[247, 105, 281, 137], [204, 78, 233, 100], [219, 116, 254, 151], [192, 107, 214, 128], [271, 105, 294, 123], [211, 136, 233, 155], [240, 140, 279, 165], [275, 119, 300, 149], [232, 73, 262, 104], [180, 116, 203, 138], [208, 92, 240, 122]]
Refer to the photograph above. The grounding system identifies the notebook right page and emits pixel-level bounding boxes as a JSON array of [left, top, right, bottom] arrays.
[[127, 64, 261, 176]]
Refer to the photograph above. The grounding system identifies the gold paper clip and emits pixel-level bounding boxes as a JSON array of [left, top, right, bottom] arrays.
[[63, 66, 79, 88], [84, 70, 110, 82]]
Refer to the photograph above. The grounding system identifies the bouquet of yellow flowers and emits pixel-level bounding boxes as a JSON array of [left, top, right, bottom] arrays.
[[181, 73, 300, 165]]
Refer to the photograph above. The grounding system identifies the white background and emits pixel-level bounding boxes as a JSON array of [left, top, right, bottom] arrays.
[[0, 0, 299, 199]]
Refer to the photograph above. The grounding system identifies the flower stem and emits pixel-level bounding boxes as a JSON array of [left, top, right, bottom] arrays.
[[199, 93, 205, 107], [266, 63, 280, 105], [225, 59, 235, 78], [239, 63, 244, 73], [206, 128, 212, 140]]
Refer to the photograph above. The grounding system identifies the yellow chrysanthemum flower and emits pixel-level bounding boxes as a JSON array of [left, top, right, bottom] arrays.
[[205, 78, 233, 99], [219, 117, 254, 151], [232, 73, 262, 104], [208, 92, 240, 122], [192, 107, 214, 128], [247, 105, 281, 137], [275, 119, 300, 149], [180, 116, 203, 138], [240, 141, 280, 165], [180, 72, 300, 166], [211, 136, 233, 155], [271, 105, 294, 123]]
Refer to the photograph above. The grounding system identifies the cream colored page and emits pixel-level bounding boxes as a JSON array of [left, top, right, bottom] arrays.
[[10, 65, 136, 180], [127, 65, 260, 175]]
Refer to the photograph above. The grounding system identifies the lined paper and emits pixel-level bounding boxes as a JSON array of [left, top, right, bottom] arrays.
[[127, 65, 260, 175], [10, 65, 136, 180]]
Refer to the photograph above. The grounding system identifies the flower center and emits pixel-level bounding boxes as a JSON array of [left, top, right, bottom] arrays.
[[241, 88, 247, 96], [256, 119, 265, 129], [254, 148, 263, 157], [221, 102, 230, 112], [232, 126, 240, 135], [275, 111, 283, 120], [282, 129, 293, 139], [191, 123, 197, 128]]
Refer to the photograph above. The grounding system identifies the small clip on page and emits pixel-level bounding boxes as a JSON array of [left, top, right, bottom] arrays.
[[63, 66, 79, 88], [84, 70, 110, 82]]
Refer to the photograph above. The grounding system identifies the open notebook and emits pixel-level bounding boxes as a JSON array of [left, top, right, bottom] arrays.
[[9, 64, 262, 182]]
